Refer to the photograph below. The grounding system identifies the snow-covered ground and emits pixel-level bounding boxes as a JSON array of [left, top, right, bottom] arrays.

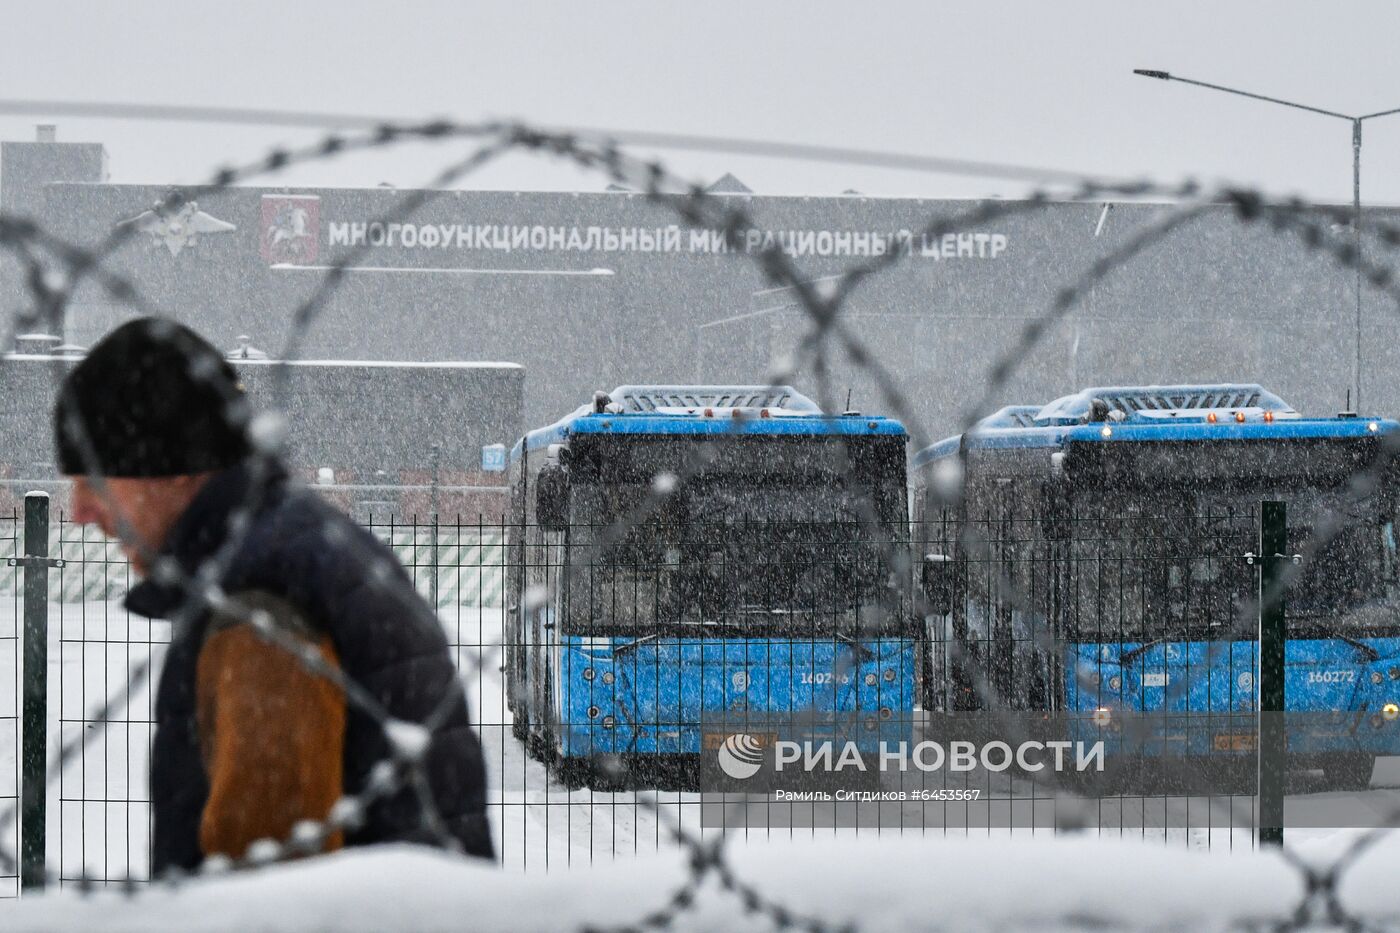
[[3, 598, 1400, 927], [4, 832, 1400, 932]]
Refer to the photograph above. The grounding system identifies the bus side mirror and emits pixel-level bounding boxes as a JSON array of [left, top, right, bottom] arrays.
[[536, 465, 570, 531], [922, 553, 956, 615]]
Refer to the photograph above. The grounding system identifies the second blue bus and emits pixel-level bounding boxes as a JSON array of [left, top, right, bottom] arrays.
[[913, 383, 1400, 790]]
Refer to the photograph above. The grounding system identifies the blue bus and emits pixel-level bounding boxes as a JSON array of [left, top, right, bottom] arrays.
[[506, 385, 917, 787], [912, 384, 1400, 790]]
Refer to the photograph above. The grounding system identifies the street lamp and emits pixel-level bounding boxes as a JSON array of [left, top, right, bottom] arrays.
[[1134, 69, 1400, 411]]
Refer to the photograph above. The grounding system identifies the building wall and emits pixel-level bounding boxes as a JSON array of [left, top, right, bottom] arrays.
[[0, 138, 108, 215], [0, 356, 523, 518], [0, 136, 107, 333], [6, 147, 1391, 440]]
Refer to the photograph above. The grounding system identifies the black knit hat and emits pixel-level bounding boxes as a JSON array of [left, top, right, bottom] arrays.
[[54, 317, 253, 477]]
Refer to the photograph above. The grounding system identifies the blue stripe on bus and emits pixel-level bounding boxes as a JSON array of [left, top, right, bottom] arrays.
[[516, 413, 908, 459], [1066, 637, 1400, 757], [912, 418, 1400, 467], [552, 635, 916, 758]]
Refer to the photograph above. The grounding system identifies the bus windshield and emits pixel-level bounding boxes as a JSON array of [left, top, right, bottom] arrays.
[[1061, 455, 1399, 642], [560, 433, 909, 635]]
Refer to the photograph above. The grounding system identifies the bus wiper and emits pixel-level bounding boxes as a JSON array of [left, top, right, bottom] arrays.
[[1336, 633, 1382, 662], [613, 621, 745, 654], [612, 634, 663, 656], [1117, 636, 1170, 666], [832, 631, 876, 660], [678, 619, 746, 633]]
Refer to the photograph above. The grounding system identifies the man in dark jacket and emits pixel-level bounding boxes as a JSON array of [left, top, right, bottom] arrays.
[[54, 317, 494, 875]]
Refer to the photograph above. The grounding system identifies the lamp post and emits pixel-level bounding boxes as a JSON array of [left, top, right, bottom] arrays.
[[1134, 69, 1400, 411]]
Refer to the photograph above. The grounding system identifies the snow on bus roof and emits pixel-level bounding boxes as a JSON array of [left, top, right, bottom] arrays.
[[912, 383, 1397, 466], [1035, 383, 1294, 424], [512, 384, 904, 461]]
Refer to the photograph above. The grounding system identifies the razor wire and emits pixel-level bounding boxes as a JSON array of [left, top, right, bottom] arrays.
[[1, 116, 1400, 931], [0, 127, 1360, 918], [0, 132, 1355, 913]]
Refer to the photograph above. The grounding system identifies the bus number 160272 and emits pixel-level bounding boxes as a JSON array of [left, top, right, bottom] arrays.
[[799, 672, 852, 686]]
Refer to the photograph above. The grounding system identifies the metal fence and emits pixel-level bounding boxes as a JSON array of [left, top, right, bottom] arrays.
[[0, 511, 19, 897], [918, 502, 1272, 844], [0, 504, 517, 887], [5, 499, 1365, 889]]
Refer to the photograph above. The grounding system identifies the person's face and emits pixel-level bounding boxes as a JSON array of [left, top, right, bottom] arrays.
[[67, 474, 211, 576]]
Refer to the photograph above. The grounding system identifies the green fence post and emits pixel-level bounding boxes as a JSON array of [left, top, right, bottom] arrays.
[[18, 491, 56, 889], [1258, 500, 1286, 848]]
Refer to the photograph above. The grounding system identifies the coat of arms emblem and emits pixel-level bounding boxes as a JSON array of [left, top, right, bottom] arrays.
[[116, 195, 237, 257], [261, 194, 320, 265]]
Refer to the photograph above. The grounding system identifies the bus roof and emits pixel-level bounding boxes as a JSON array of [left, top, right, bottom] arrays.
[[511, 385, 907, 461], [912, 383, 1399, 467]]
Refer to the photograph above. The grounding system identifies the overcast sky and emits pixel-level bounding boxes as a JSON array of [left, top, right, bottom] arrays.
[[1, 1, 1399, 203]]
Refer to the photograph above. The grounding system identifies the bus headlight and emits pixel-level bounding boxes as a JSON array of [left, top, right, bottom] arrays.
[[1384, 703, 1400, 721]]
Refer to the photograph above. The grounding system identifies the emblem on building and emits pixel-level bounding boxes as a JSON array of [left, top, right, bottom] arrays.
[[261, 194, 320, 265], [117, 197, 237, 257]]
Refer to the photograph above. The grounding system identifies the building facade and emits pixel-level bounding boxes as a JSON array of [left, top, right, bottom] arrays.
[[3, 130, 1394, 446], [0, 354, 522, 518]]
